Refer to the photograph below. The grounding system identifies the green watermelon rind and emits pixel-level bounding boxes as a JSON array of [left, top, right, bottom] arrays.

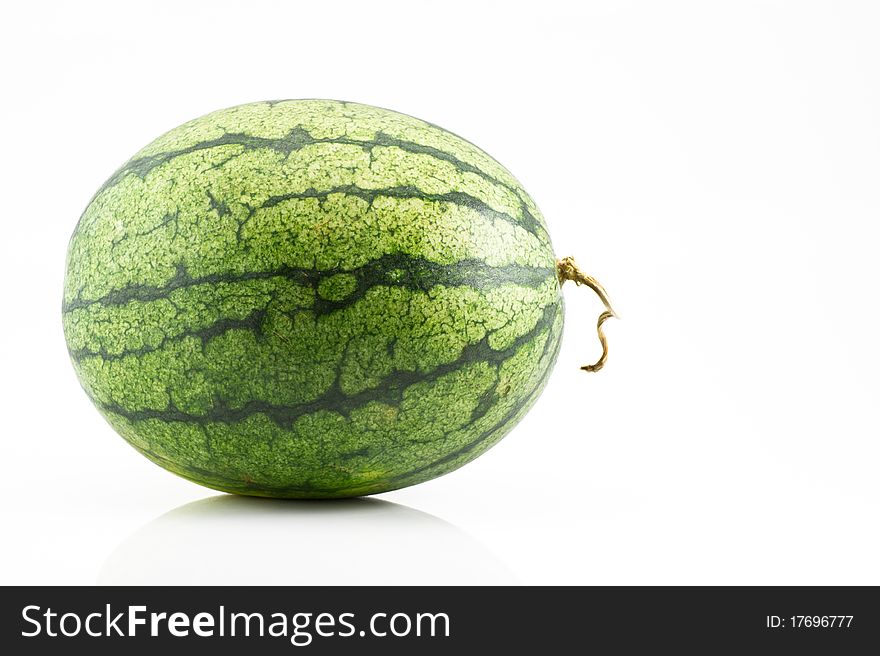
[[62, 100, 563, 498]]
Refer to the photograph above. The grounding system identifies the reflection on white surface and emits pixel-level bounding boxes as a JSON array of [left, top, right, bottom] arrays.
[[99, 495, 515, 585]]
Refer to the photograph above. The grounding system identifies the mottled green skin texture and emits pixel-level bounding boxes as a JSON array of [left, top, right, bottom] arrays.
[[63, 100, 563, 498]]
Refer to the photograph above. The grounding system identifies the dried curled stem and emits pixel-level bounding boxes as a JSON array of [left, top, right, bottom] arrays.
[[556, 256, 618, 372]]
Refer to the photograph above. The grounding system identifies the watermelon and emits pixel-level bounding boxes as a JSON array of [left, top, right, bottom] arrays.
[[62, 100, 564, 498]]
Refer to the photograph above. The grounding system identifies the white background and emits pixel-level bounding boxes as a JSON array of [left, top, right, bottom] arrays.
[[1, 0, 878, 585]]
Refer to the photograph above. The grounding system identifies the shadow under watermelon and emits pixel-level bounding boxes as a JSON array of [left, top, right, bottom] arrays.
[[98, 494, 516, 585]]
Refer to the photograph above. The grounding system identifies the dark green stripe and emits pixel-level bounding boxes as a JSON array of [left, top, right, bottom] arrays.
[[258, 184, 537, 238], [95, 302, 558, 427], [93, 126, 544, 235], [63, 254, 554, 313], [67, 309, 268, 363]]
